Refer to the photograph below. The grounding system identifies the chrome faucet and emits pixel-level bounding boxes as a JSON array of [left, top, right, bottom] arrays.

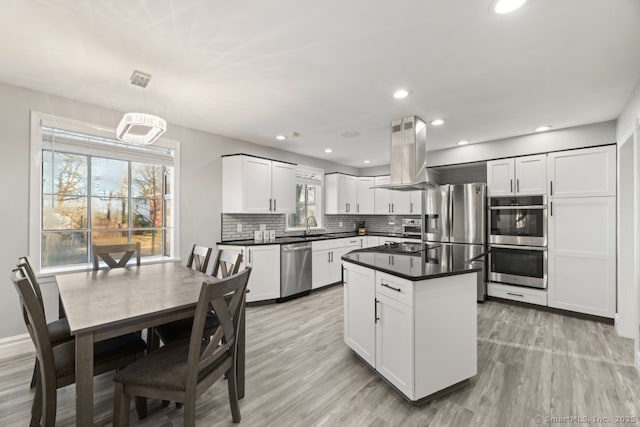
[[305, 215, 318, 236]]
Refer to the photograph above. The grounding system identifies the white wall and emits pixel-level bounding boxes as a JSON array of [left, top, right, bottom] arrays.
[[0, 81, 358, 340], [617, 79, 640, 140]]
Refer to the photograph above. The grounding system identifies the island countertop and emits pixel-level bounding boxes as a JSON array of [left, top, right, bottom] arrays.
[[341, 242, 483, 281]]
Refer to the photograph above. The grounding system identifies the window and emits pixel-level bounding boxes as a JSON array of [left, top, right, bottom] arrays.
[[286, 166, 323, 230], [30, 112, 179, 272]]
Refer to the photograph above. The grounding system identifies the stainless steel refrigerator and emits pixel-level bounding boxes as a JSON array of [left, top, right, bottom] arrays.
[[424, 183, 487, 300]]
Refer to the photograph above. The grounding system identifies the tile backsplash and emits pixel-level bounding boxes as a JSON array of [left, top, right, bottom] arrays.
[[221, 213, 419, 241]]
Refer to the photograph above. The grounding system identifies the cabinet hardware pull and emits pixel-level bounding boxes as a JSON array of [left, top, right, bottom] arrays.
[[516, 179, 520, 193], [550, 181, 553, 196], [510, 179, 513, 193], [375, 298, 379, 323], [357, 203, 359, 213], [330, 251, 333, 262], [328, 252, 330, 263], [269, 198, 272, 211], [550, 201, 553, 216], [392, 203, 394, 213], [381, 282, 401, 292], [248, 249, 252, 264], [506, 292, 524, 298], [410, 202, 413, 213], [274, 199, 277, 211], [388, 203, 391, 213]]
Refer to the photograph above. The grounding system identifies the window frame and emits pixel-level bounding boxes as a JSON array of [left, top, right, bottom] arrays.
[[29, 111, 181, 275], [285, 165, 324, 232]]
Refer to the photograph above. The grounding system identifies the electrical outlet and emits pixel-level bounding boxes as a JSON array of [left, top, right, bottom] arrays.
[[237, 224, 242, 233], [339, 222, 343, 228], [260, 224, 266, 231]]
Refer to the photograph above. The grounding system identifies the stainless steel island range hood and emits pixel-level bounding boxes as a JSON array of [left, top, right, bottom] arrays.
[[374, 115, 437, 191]]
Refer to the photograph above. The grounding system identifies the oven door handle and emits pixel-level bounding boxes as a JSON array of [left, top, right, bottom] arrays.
[[489, 244, 547, 251], [489, 205, 547, 210]]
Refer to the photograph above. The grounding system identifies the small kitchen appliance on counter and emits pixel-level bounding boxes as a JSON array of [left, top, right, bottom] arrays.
[[358, 221, 366, 235]]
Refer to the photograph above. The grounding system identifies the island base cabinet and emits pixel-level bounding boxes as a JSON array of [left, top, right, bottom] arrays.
[[375, 294, 414, 399], [343, 264, 376, 366], [414, 274, 477, 398]]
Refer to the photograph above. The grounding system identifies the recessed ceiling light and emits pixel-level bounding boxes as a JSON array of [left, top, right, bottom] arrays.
[[393, 89, 409, 99], [363, 160, 371, 164], [458, 140, 469, 145], [324, 148, 333, 153], [430, 119, 445, 126], [493, 0, 526, 14], [534, 125, 552, 132], [276, 135, 286, 140]]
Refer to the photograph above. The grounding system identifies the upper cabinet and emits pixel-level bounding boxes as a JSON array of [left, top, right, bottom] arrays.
[[325, 173, 357, 214], [222, 155, 296, 214], [374, 176, 421, 214], [487, 154, 547, 196], [356, 177, 375, 214], [547, 146, 616, 198]]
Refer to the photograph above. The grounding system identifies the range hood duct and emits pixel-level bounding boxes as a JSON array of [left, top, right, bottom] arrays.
[[374, 115, 437, 191]]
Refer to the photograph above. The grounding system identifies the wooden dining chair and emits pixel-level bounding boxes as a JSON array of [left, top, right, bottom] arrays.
[[113, 267, 251, 426], [11, 267, 148, 427], [92, 242, 141, 271], [153, 249, 244, 345], [186, 244, 213, 273], [17, 256, 74, 389]]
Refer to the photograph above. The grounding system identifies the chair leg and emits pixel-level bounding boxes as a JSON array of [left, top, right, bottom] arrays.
[[227, 364, 241, 423], [162, 400, 170, 407], [29, 370, 42, 427], [113, 382, 130, 427], [183, 398, 196, 427], [135, 396, 148, 419], [30, 360, 39, 389], [42, 382, 57, 427]]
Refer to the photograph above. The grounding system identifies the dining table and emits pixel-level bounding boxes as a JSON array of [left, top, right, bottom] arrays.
[[56, 262, 246, 425]]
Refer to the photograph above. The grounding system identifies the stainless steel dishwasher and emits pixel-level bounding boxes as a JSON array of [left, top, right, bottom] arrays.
[[281, 242, 312, 299]]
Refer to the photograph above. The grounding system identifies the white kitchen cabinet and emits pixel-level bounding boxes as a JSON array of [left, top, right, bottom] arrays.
[[222, 155, 296, 214], [218, 244, 280, 302], [325, 174, 357, 214], [356, 177, 375, 214], [312, 238, 345, 289], [547, 145, 616, 198], [343, 263, 376, 366], [373, 175, 419, 214], [376, 293, 414, 397], [547, 196, 616, 318], [366, 236, 380, 248], [487, 154, 547, 196], [487, 282, 548, 306], [374, 176, 392, 214]]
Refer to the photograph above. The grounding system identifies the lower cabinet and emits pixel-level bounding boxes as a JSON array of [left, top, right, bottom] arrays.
[[218, 244, 280, 303], [547, 196, 616, 318], [343, 263, 376, 365], [375, 293, 413, 397], [312, 239, 346, 289]]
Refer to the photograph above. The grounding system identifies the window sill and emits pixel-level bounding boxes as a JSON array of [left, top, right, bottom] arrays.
[[38, 256, 181, 280]]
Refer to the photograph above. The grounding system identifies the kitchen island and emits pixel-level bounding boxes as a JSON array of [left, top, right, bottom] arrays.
[[341, 243, 481, 405]]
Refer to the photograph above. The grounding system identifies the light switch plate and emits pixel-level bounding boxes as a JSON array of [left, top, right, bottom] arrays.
[[339, 222, 343, 228], [236, 224, 242, 232], [260, 224, 266, 231]]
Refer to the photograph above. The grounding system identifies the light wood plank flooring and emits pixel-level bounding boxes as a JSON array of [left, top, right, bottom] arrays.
[[1, 285, 639, 426]]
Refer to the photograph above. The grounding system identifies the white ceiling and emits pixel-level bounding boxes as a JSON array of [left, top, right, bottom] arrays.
[[1, 0, 639, 167]]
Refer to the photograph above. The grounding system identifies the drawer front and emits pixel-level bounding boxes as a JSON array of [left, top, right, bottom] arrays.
[[487, 283, 547, 306], [312, 240, 331, 251], [376, 272, 413, 306], [344, 237, 361, 248]]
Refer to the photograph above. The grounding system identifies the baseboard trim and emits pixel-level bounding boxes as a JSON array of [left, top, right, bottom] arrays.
[[0, 333, 34, 360], [636, 351, 640, 377]]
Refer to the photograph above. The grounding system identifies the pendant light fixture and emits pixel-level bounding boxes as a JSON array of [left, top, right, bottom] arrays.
[[116, 70, 167, 145]]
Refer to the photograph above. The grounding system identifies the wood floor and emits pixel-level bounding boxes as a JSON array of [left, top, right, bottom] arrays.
[[1, 284, 639, 426]]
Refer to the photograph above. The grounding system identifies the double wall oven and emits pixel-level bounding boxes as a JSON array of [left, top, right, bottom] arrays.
[[488, 196, 547, 289]]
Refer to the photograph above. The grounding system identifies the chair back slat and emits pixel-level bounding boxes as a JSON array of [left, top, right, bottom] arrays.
[[92, 243, 141, 270], [212, 250, 243, 279], [186, 244, 213, 273], [11, 268, 57, 394], [17, 256, 45, 315], [186, 268, 251, 389]]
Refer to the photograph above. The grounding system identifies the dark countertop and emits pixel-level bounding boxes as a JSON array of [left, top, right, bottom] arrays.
[[218, 232, 420, 247], [341, 243, 482, 281]]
